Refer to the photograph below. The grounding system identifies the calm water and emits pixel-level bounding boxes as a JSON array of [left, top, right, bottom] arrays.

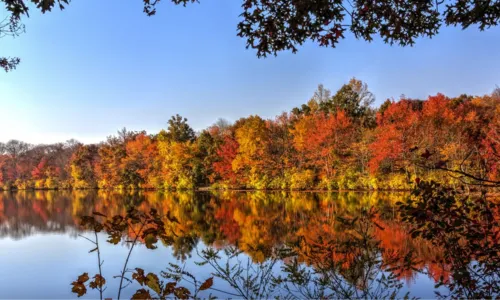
[[0, 190, 458, 298]]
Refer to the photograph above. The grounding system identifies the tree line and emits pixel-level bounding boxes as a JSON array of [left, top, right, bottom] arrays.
[[1, 78, 499, 191]]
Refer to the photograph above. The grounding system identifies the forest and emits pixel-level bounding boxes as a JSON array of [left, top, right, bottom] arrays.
[[1, 78, 499, 191]]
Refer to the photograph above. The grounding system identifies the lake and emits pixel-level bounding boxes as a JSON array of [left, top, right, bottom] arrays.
[[0, 190, 494, 299]]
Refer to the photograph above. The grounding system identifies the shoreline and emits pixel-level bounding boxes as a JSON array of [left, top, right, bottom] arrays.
[[0, 187, 413, 193]]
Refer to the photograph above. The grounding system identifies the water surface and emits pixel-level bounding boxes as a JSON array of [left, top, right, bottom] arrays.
[[0, 190, 459, 298]]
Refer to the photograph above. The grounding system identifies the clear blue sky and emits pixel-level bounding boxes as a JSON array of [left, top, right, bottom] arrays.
[[1, 0, 499, 144]]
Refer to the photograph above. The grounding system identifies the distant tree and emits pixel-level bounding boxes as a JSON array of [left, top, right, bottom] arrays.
[[213, 118, 231, 135], [291, 111, 354, 181], [3, 0, 500, 70], [213, 135, 239, 185], [292, 84, 329, 116], [163, 114, 195, 143], [116, 127, 140, 144], [70, 144, 99, 189], [313, 84, 332, 104], [1, 140, 30, 180], [157, 136, 197, 189], [123, 133, 159, 188], [369, 99, 421, 175], [193, 130, 218, 185], [320, 78, 374, 119], [493, 86, 500, 99], [232, 116, 270, 185], [3, 139, 29, 159], [293, 79, 375, 124], [378, 99, 393, 116]]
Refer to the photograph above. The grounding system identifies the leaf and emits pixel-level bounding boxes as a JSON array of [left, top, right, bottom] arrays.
[[107, 232, 122, 245], [145, 273, 161, 294], [77, 272, 90, 283], [144, 233, 158, 249], [199, 277, 213, 291], [131, 288, 153, 299], [71, 282, 87, 297], [133, 268, 147, 285], [174, 287, 191, 300], [163, 282, 177, 295], [71, 273, 90, 297], [89, 274, 106, 289]]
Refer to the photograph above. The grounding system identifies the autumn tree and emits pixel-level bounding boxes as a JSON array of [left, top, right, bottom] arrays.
[[292, 84, 329, 116], [369, 99, 421, 177], [232, 115, 272, 188], [157, 115, 197, 189], [70, 144, 100, 189], [193, 130, 219, 186], [291, 111, 355, 189], [27, 142, 79, 189], [213, 135, 239, 187], [482, 90, 500, 181], [123, 133, 159, 189], [265, 113, 295, 186], [0, 140, 30, 185], [95, 130, 134, 189], [318, 78, 375, 126], [292, 79, 375, 129], [164, 114, 196, 143], [157, 136, 196, 190]]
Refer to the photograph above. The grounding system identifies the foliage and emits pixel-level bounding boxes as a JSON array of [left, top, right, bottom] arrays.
[[70, 144, 99, 189], [3, 1, 500, 70], [290, 169, 315, 190], [399, 180, 500, 298], [72, 207, 179, 299], [163, 114, 196, 143], [1, 85, 499, 191]]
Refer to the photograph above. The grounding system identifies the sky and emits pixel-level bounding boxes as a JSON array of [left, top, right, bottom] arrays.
[[0, 0, 499, 144]]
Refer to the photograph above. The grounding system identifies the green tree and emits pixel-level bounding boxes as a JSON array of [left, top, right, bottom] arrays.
[[193, 130, 219, 186], [320, 78, 374, 119], [162, 114, 196, 143]]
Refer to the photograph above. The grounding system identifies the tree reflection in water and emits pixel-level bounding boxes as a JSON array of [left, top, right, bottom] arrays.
[[0, 188, 498, 298]]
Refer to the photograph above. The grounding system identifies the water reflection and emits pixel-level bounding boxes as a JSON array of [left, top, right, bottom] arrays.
[[0, 190, 497, 298]]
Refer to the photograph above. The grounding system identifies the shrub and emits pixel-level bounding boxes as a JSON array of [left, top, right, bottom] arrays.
[[248, 173, 269, 190], [35, 179, 46, 189], [176, 174, 195, 190], [16, 179, 35, 190], [290, 170, 315, 190]]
